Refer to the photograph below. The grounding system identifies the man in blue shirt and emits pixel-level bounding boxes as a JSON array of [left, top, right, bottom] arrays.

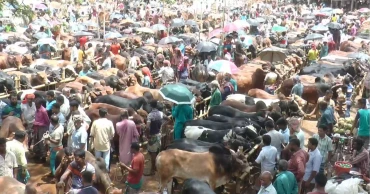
[[77, 171, 99, 194], [291, 75, 303, 97], [46, 91, 56, 114]]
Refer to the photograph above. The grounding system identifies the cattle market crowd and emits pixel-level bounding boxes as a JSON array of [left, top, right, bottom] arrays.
[[1, 0, 370, 194]]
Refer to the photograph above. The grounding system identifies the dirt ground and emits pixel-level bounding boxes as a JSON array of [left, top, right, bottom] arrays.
[[27, 116, 351, 193]]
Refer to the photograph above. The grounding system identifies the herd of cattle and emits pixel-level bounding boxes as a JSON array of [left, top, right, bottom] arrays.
[[0, 38, 366, 193]]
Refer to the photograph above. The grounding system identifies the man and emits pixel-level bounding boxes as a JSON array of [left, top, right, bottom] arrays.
[[52, 103, 66, 126], [288, 118, 305, 149], [90, 108, 115, 170], [7, 131, 28, 183], [2, 93, 22, 119], [307, 44, 319, 65], [257, 171, 277, 194], [20, 93, 36, 147], [288, 138, 308, 183], [100, 53, 112, 70], [79, 36, 88, 48], [146, 100, 165, 175], [45, 115, 64, 179], [0, 137, 18, 178], [313, 125, 333, 173], [264, 66, 278, 94], [265, 120, 284, 159], [110, 39, 121, 55], [291, 75, 304, 97], [319, 40, 329, 59], [46, 91, 56, 113], [225, 73, 238, 93], [209, 80, 222, 108], [276, 118, 290, 144], [32, 98, 50, 161], [349, 138, 369, 175], [273, 160, 298, 194], [221, 76, 234, 101], [85, 43, 95, 60], [351, 98, 370, 149], [56, 95, 70, 118], [255, 135, 278, 175], [57, 150, 95, 191], [317, 101, 335, 135], [302, 138, 322, 194], [308, 173, 328, 194], [77, 171, 99, 194], [116, 110, 139, 166], [79, 63, 93, 77], [71, 114, 88, 151], [157, 60, 175, 84], [71, 43, 79, 62], [309, 90, 335, 118], [119, 142, 145, 194]]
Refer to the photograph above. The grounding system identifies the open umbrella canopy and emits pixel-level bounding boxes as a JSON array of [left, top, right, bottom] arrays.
[[302, 15, 315, 20], [104, 31, 123, 39], [159, 84, 195, 104], [304, 33, 324, 41], [311, 24, 328, 32], [196, 41, 217, 52], [110, 13, 124, 20], [223, 23, 241, 33], [271, 26, 287, 32], [208, 28, 223, 38], [171, 18, 185, 28], [136, 27, 154, 34], [158, 36, 181, 45], [151, 24, 167, 31], [258, 48, 287, 62], [208, 60, 239, 74], [246, 19, 260, 26], [37, 38, 56, 46], [348, 52, 370, 62], [83, 21, 99, 28], [73, 31, 94, 37], [233, 20, 250, 28], [359, 8, 370, 13], [35, 3, 47, 10], [33, 32, 49, 39], [327, 22, 342, 29], [185, 20, 198, 26], [255, 17, 266, 23], [120, 19, 134, 25]]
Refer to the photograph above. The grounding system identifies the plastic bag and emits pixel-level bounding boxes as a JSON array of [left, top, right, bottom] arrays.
[[326, 178, 363, 194]]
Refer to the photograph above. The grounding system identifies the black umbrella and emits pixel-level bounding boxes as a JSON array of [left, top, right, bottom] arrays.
[[171, 18, 185, 28], [186, 20, 198, 26], [195, 41, 217, 53], [327, 22, 342, 30]]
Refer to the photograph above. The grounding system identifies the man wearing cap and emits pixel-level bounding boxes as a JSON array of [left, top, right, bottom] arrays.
[[21, 94, 36, 132], [90, 108, 115, 170], [7, 131, 29, 183]]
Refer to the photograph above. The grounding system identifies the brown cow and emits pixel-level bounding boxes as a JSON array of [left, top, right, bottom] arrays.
[[0, 55, 23, 69], [7, 71, 49, 87], [156, 147, 249, 192], [75, 76, 99, 85], [33, 59, 79, 77], [125, 74, 163, 101], [57, 81, 87, 93], [0, 116, 28, 151], [110, 52, 128, 71], [89, 103, 136, 115], [247, 88, 278, 99], [113, 91, 139, 99], [97, 68, 119, 77], [231, 66, 267, 94], [0, 177, 40, 194]]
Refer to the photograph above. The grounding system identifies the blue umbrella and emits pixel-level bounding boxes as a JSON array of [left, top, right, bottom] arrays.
[[70, 24, 87, 32], [33, 32, 49, 39], [37, 38, 56, 47], [321, 7, 333, 12], [73, 31, 94, 37], [110, 13, 124, 20], [104, 31, 123, 39], [304, 33, 324, 41], [311, 24, 329, 32], [348, 52, 370, 62], [32, 19, 50, 28], [83, 21, 99, 28]]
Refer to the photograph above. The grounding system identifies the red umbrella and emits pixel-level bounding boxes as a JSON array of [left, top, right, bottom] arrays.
[[208, 28, 223, 38], [223, 23, 241, 33]]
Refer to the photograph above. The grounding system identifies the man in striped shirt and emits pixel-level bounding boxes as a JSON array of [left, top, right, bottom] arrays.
[[312, 125, 333, 173], [350, 138, 369, 176]]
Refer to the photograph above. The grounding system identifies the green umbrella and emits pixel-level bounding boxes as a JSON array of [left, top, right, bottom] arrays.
[[272, 26, 287, 32], [159, 84, 195, 104]]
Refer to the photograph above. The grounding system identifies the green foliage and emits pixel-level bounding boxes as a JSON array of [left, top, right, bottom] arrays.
[[0, 0, 34, 21], [160, 0, 176, 5]]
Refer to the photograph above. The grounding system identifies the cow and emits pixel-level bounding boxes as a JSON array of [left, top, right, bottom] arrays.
[[94, 95, 149, 112], [226, 94, 256, 105], [125, 74, 164, 101], [230, 66, 267, 94], [221, 100, 267, 112], [6, 71, 50, 88], [113, 91, 139, 99], [0, 54, 23, 70], [89, 103, 136, 115], [0, 71, 16, 93], [206, 115, 249, 127], [247, 88, 278, 99], [0, 116, 28, 151], [19, 67, 62, 83], [31, 59, 79, 77], [0, 177, 41, 194], [181, 179, 216, 194], [156, 145, 249, 193]]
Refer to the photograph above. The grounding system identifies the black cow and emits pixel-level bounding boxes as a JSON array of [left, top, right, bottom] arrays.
[[179, 79, 212, 114], [86, 72, 104, 80], [166, 139, 220, 153], [182, 179, 216, 194], [245, 95, 256, 105], [104, 75, 123, 91], [206, 115, 248, 127], [95, 95, 149, 112], [0, 71, 15, 93]]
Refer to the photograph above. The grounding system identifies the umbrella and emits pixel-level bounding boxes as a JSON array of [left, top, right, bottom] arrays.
[[84, 21, 99, 28], [136, 27, 154, 34], [110, 13, 124, 20], [208, 60, 239, 74], [71, 24, 87, 32], [151, 24, 166, 31], [37, 38, 56, 46], [73, 31, 94, 37], [255, 17, 266, 23], [195, 41, 217, 52], [346, 15, 358, 20], [304, 33, 324, 41], [171, 18, 185, 28], [177, 34, 197, 45], [302, 15, 315, 20], [359, 8, 370, 13], [120, 19, 134, 25], [233, 20, 250, 28], [327, 22, 342, 29], [332, 9, 343, 14], [209, 38, 221, 45], [258, 48, 287, 62], [208, 28, 223, 38], [271, 26, 287, 32], [246, 19, 260, 26], [33, 32, 49, 39], [321, 7, 333, 12], [159, 84, 195, 104], [186, 20, 198, 26], [315, 13, 328, 17], [348, 52, 370, 62], [32, 19, 50, 28], [311, 24, 329, 32], [158, 36, 181, 45], [35, 3, 47, 10], [223, 23, 241, 33], [104, 32, 123, 39]]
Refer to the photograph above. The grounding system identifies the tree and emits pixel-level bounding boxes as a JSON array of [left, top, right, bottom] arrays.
[[0, 0, 34, 21]]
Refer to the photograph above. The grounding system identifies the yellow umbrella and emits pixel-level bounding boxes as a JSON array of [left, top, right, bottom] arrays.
[[120, 19, 134, 25], [136, 27, 154, 34]]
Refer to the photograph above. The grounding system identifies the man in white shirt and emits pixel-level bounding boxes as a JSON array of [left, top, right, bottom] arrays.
[[258, 171, 277, 194], [276, 118, 290, 144], [7, 131, 29, 183], [265, 120, 284, 159], [0, 137, 18, 178], [90, 108, 115, 170], [158, 60, 175, 84], [46, 115, 64, 178], [255, 135, 278, 176], [56, 95, 70, 119], [21, 93, 36, 131], [70, 43, 79, 62], [302, 138, 322, 193]]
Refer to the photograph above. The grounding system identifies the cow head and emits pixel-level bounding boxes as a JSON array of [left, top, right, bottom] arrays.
[[7, 55, 22, 69], [35, 71, 50, 85], [93, 158, 119, 194], [21, 54, 33, 66]]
